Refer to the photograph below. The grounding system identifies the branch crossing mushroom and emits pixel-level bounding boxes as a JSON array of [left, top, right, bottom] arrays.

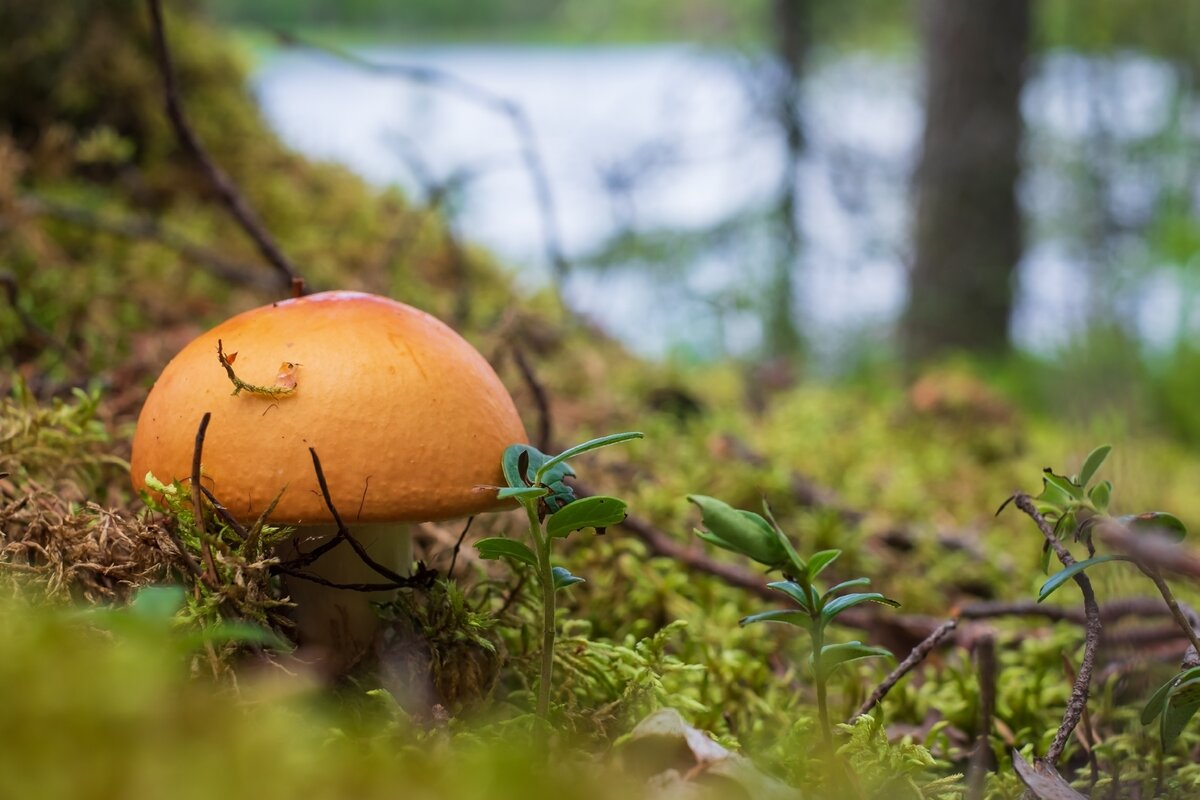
[[131, 291, 528, 673]]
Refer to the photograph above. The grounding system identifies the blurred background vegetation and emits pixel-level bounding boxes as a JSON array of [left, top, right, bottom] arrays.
[[3, 0, 1200, 798]]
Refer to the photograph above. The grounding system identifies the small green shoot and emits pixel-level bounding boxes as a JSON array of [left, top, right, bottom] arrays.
[[689, 495, 898, 746], [1012, 445, 1200, 752], [478, 431, 642, 717]]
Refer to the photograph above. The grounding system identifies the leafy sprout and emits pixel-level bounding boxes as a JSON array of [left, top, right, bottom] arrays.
[[688, 494, 898, 746], [476, 432, 642, 718]]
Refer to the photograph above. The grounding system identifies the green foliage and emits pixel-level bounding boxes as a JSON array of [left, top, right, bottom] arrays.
[[689, 494, 897, 745], [836, 716, 963, 799], [0, 378, 122, 496], [85, 584, 288, 654], [480, 432, 642, 717], [0, 593, 644, 800], [1016, 445, 1200, 764]]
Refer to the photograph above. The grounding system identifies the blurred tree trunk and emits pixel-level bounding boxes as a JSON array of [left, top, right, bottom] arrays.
[[902, 0, 1031, 361], [763, 0, 809, 359]]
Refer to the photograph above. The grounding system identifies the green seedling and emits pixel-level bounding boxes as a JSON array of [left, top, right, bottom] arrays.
[[476, 431, 642, 717], [1010, 443, 1185, 574], [1008, 445, 1200, 750], [688, 495, 898, 746]]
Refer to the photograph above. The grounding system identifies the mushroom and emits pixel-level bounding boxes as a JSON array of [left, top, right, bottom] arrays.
[[130, 291, 528, 673]]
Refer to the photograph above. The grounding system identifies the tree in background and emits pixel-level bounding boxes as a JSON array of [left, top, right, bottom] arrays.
[[763, 0, 810, 359], [902, 0, 1031, 361]]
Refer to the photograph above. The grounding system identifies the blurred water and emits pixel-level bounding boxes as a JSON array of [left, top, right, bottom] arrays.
[[252, 45, 1192, 362]]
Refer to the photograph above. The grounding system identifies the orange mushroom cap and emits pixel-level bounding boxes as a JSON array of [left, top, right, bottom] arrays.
[[130, 291, 528, 524]]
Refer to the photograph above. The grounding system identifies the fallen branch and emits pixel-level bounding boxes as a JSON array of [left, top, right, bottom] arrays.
[[854, 618, 958, 719], [145, 0, 303, 291]]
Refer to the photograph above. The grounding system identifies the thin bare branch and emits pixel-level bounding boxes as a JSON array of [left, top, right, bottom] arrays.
[[302, 447, 434, 590], [967, 633, 997, 800], [509, 343, 554, 452], [854, 618, 958, 719], [189, 412, 219, 585], [145, 0, 303, 291], [269, 28, 567, 282], [1011, 493, 1101, 765], [11, 195, 278, 291]]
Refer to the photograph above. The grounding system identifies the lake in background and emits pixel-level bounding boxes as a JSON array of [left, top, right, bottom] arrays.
[[252, 44, 1194, 365]]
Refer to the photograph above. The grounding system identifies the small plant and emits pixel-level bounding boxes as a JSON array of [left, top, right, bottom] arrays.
[[475, 432, 642, 718], [1008, 445, 1200, 753], [1017, 443, 1186, 574], [687, 495, 899, 745]]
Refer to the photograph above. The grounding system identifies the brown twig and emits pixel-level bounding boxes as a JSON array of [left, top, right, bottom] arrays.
[[199, 484, 248, 540], [967, 633, 997, 800], [497, 572, 529, 617], [275, 563, 436, 593], [301, 447, 434, 589], [145, 0, 303, 292], [269, 28, 567, 282], [854, 618, 958, 719], [1060, 653, 1101, 791], [1095, 520, 1200, 581], [1137, 564, 1200, 663], [1011, 493, 1102, 765], [190, 412, 219, 585], [447, 516, 474, 577], [11, 195, 279, 291], [509, 343, 554, 452]]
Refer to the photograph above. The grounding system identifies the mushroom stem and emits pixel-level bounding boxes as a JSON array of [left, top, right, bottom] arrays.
[[279, 523, 411, 675]]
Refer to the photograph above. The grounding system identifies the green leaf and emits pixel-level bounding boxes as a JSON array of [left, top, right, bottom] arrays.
[[806, 549, 841, 581], [1162, 677, 1200, 748], [1078, 444, 1112, 487], [501, 444, 576, 511], [551, 566, 585, 591], [767, 580, 814, 612], [739, 609, 810, 629], [497, 486, 549, 501], [1088, 480, 1112, 512], [1147, 668, 1200, 717], [1053, 511, 1077, 541], [687, 495, 788, 569], [820, 592, 900, 625], [475, 537, 538, 569], [546, 496, 627, 538], [129, 585, 186, 620], [1042, 469, 1084, 501], [534, 432, 644, 485], [823, 578, 871, 601], [1037, 555, 1130, 602], [815, 641, 893, 679], [183, 621, 291, 652], [1119, 512, 1188, 541], [1143, 675, 1178, 725]]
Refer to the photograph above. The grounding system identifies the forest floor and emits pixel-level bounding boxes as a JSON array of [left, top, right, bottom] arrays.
[[4, 6, 1200, 799]]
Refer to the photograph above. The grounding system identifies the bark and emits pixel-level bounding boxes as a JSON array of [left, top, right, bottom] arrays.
[[763, 0, 810, 358], [903, 0, 1031, 360]]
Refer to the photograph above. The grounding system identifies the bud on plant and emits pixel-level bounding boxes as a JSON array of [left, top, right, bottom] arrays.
[[687, 495, 788, 569]]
